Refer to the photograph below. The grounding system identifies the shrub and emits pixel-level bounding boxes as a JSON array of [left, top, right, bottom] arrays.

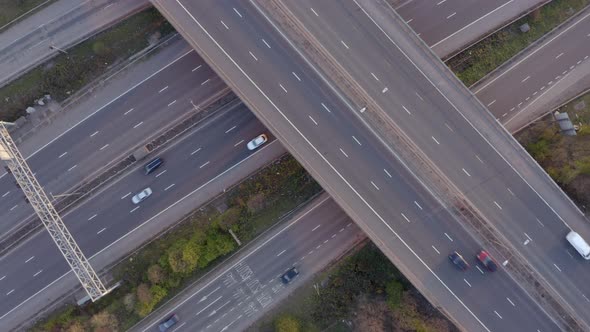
[[147, 264, 166, 284], [90, 311, 118, 331], [274, 314, 301, 332], [385, 280, 404, 310]]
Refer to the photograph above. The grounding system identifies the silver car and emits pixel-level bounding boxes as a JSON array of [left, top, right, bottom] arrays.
[[247, 134, 268, 150], [131, 187, 152, 204]]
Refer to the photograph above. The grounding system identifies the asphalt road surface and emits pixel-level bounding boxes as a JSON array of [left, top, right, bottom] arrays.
[[0, 102, 271, 320], [0, 51, 225, 240], [152, 0, 574, 330], [474, 9, 590, 127]]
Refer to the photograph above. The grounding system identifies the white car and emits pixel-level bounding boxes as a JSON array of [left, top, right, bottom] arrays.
[[131, 187, 152, 204], [247, 134, 268, 150]]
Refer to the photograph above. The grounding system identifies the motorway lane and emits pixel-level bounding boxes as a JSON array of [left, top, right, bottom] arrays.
[[0, 103, 270, 318], [474, 10, 590, 124], [155, 1, 560, 330], [138, 197, 363, 332], [0, 51, 224, 238], [278, 0, 590, 326]]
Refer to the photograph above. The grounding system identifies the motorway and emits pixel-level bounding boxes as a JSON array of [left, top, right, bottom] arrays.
[[153, 0, 573, 330], [474, 9, 590, 129], [0, 102, 273, 319], [135, 196, 364, 332]]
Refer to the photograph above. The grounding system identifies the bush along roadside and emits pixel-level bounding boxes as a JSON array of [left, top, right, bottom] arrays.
[[448, 0, 589, 86], [32, 155, 322, 331]]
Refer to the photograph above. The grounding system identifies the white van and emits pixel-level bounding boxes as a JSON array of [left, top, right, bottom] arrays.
[[566, 231, 590, 260]]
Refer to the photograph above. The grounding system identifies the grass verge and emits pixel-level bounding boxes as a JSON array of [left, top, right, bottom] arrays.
[[0, 7, 175, 122], [0, 0, 54, 29], [448, 0, 589, 86], [250, 242, 458, 332], [31, 155, 322, 331], [517, 91, 590, 210]]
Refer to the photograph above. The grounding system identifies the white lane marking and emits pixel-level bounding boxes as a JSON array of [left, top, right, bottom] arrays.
[[198, 287, 221, 304], [262, 39, 271, 48], [234, 140, 245, 147], [0, 276, 5, 281], [464, 278, 472, 287], [88, 214, 97, 221], [6, 289, 14, 295], [276, 249, 286, 257], [493, 201, 502, 210], [431, 136, 440, 145], [352, 136, 362, 145], [555, 52, 564, 59], [540, 86, 545, 90], [155, 170, 167, 178], [521, 76, 530, 83], [97, 227, 106, 235], [199, 161, 210, 169], [167, 100, 177, 107], [130, 206, 139, 213], [371, 181, 380, 190], [25, 256, 35, 263], [445, 123, 454, 132], [164, 184, 175, 191], [121, 192, 131, 199], [99, 144, 109, 151], [323, 239, 329, 244], [90, 131, 99, 137], [33, 270, 43, 277], [201, 78, 210, 85], [310, 7, 319, 16], [292, 72, 301, 81], [437, 0, 446, 5], [190, 147, 202, 155], [192, 65, 202, 72], [432, 245, 440, 254], [158, 86, 168, 93], [414, 201, 423, 210], [462, 168, 471, 177], [475, 8, 589, 93], [510, 107, 516, 112], [10, 205, 18, 211], [416, 92, 424, 101], [384, 169, 392, 178], [524, 232, 533, 242], [446, 12, 456, 19], [309, 115, 318, 125], [67, 165, 77, 172], [476, 266, 484, 274], [553, 263, 562, 272], [225, 125, 236, 134], [58, 152, 68, 158], [233, 7, 242, 18], [196, 296, 223, 316], [340, 148, 349, 158], [444, 233, 453, 242], [401, 213, 410, 223], [279, 84, 288, 93], [406, 18, 413, 24], [312, 224, 321, 232], [2, 191, 10, 198], [321, 102, 331, 113], [220, 20, 229, 30], [507, 297, 516, 307], [533, 91, 538, 96], [133, 121, 143, 129], [179, 7, 489, 330], [249, 51, 258, 61], [402, 105, 411, 115], [494, 311, 503, 319], [536, 218, 545, 228], [507, 187, 515, 196], [331, 234, 336, 239], [487, 100, 496, 107], [583, 294, 590, 303], [340, 40, 350, 49], [220, 314, 243, 332], [371, 72, 379, 81]]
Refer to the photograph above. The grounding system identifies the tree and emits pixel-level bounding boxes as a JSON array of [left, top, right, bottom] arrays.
[[90, 310, 118, 331], [136, 283, 152, 306], [274, 314, 301, 332], [166, 238, 201, 275], [147, 264, 166, 284]]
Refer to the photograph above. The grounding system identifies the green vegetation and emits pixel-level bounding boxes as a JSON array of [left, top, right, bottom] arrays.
[[0, 0, 54, 29], [0, 7, 175, 122], [517, 91, 590, 209], [251, 243, 457, 332], [32, 155, 322, 331], [449, 0, 589, 86]]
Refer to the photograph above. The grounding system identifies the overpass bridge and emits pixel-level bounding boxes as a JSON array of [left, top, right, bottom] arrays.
[[152, 0, 590, 330]]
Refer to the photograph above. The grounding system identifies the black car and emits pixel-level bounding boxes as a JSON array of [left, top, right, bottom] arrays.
[[448, 251, 469, 271], [158, 313, 179, 332], [280, 267, 299, 284], [144, 157, 163, 175]]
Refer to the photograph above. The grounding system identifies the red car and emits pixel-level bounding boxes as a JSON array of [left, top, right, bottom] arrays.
[[477, 250, 498, 272]]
